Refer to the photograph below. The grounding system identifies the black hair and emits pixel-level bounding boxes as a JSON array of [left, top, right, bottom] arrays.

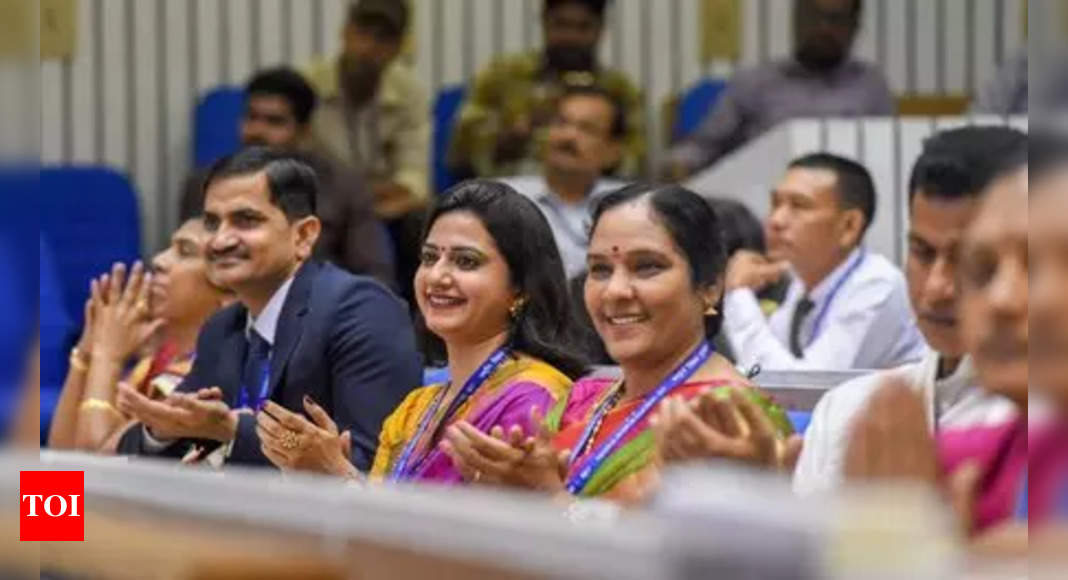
[[202, 147, 318, 221], [544, 0, 610, 17], [706, 198, 766, 256], [418, 180, 588, 379], [588, 183, 727, 340], [559, 84, 627, 140], [347, 0, 409, 40], [908, 126, 1028, 203], [245, 67, 318, 126], [788, 152, 876, 237], [796, 0, 863, 19]]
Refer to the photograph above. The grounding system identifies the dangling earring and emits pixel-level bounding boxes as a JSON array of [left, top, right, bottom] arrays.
[[510, 297, 527, 319], [704, 302, 718, 316]]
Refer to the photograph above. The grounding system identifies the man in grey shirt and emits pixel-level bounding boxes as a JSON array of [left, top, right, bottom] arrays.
[[500, 86, 628, 279], [664, 0, 893, 178]]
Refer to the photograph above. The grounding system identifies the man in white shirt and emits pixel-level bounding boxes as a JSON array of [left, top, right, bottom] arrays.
[[723, 153, 924, 371], [793, 126, 1029, 495], [500, 86, 628, 280]]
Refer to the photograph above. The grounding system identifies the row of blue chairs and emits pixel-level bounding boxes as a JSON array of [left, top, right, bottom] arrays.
[[39, 167, 142, 435], [193, 78, 729, 191]]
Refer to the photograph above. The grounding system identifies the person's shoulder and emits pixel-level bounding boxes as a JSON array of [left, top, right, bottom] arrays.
[[853, 251, 905, 288], [316, 261, 399, 300], [496, 175, 544, 198], [380, 60, 427, 104], [730, 60, 790, 88], [807, 365, 917, 437], [502, 353, 575, 398], [478, 51, 540, 80], [843, 58, 890, 81], [596, 67, 641, 97], [302, 56, 339, 97]]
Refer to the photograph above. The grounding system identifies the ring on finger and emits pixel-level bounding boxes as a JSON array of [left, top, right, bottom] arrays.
[[281, 429, 300, 450]]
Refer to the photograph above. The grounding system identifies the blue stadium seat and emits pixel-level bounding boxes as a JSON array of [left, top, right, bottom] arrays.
[[194, 86, 245, 168], [673, 78, 728, 141], [39, 234, 73, 436], [40, 167, 142, 331], [433, 85, 466, 194]]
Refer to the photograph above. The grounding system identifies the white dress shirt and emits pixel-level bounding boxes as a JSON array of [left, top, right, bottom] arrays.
[[792, 350, 1018, 496], [499, 176, 626, 279], [143, 275, 296, 451], [724, 247, 926, 371]]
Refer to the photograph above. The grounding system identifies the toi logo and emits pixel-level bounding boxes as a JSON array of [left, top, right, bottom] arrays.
[[20, 471, 84, 541]]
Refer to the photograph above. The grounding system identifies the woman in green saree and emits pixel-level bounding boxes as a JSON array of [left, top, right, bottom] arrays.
[[442, 184, 797, 504]]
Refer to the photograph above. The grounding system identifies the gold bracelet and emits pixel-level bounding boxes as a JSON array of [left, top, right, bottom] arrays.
[[68, 354, 89, 373], [79, 398, 123, 418], [69, 348, 89, 372]]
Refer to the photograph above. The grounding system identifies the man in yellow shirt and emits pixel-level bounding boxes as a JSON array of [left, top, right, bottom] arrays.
[[450, 0, 644, 179], [303, 0, 429, 220]]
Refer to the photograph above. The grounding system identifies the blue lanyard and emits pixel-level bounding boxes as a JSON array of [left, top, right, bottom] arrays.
[[237, 361, 271, 410], [1015, 473, 1028, 521], [389, 348, 509, 482], [565, 341, 713, 495], [805, 249, 866, 347]]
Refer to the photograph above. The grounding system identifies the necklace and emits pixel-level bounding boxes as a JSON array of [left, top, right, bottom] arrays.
[[576, 383, 624, 459]]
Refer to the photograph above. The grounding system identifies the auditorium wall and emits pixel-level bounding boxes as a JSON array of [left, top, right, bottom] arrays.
[[39, 0, 1030, 250]]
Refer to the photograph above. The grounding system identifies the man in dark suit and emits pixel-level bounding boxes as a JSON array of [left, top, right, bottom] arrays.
[[117, 148, 421, 469]]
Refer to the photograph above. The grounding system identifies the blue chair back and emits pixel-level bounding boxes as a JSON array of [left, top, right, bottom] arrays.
[[39, 234, 72, 434], [194, 86, 246, 168], [433, 86, 467, 194], [674, 78, 728, 141], [40, 167, 142, 331]]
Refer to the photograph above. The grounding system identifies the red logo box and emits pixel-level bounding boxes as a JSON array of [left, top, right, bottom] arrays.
[[20, 471, 84, 541]]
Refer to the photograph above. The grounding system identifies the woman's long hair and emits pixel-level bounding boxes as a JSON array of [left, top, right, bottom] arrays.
[[417, 180, 588, 379]]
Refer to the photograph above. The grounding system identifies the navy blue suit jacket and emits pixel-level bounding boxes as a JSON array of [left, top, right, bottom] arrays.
[[118, 260, 421, 470]]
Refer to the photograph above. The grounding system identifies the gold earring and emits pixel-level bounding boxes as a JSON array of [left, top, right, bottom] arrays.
[[704, 303, 718, 316], [510, 297, 527, 319]]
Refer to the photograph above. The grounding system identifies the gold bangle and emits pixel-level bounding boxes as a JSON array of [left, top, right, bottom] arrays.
[[68, 352, 89, 373], [79, 398, 123, 418]]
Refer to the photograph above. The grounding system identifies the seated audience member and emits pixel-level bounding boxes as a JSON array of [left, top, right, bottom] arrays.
[[303, 0, 429, 220], [500, 86, 628, 280], [1026, 132, 1068, 530], [255, 181, 586, 483], [793, 126, 1029, 495], [116, 149, 421, 469], [48, 219, 231, 453], [441, 184, 792, 505], [663, 0, 893, 178], [972, 48, 1028, 115], [451, 0, 644, 178], [723, 153, 924, 371], [181, 67, 396, 288], [843, 153, 1028, 549]]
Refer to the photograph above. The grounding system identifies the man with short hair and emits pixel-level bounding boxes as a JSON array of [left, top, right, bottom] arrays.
[[181, 67, 396, 288], [304, 0, 430, 219], [793, 126, 1028, 495], [501, 86, 627, 279], [723, 153, 924, 371], [120, 148, 421, 469], [664, 0, 893, 177], [452, 0, 643, 179]]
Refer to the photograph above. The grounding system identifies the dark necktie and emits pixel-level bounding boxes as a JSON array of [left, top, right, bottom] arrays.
[[788, 297, 816, 358], [241, 329, 271, 408]]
